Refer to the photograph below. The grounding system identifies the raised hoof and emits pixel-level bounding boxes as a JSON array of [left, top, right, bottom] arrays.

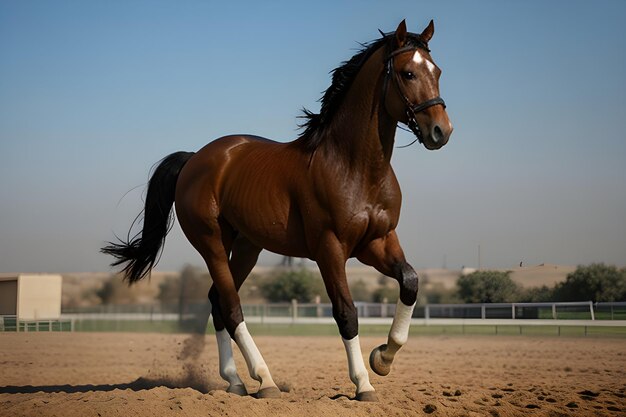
[[226, 384, 248, 396], [256, 386, 281, 399], [355, 391, 379, 402], [369, 344, 392, 376]]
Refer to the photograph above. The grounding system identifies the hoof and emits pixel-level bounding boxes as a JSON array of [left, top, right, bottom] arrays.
[[369, 344, 392, 376], [256, 386, 281, 399], [226, 384, 248, 396], [355, 390, 378, 402]]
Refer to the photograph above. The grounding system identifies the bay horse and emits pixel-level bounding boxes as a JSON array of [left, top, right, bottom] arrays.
[[103, 19, 452, 401]]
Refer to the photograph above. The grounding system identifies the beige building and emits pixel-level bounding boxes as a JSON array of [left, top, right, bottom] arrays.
[[0, 274, 62, 320]]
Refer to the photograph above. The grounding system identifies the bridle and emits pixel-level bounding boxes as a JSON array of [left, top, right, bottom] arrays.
[[381, 43, 446, 145]]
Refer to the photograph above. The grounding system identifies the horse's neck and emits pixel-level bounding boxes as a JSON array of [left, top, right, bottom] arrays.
[[321, 47, 397, 175]]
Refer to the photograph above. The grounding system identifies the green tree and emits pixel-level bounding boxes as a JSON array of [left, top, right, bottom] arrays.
[[372, 277, 399, 304], [157, 265, 211, 305], [96, 274, 138, 304], [423, 283, 462, 304], [372, 286, 399, 303], [457, 270, 520, 303], [553, 263, 626, 302], [349, 279, 371, 302], [519, 285, 554, 303], [260, 268, 321, 302]]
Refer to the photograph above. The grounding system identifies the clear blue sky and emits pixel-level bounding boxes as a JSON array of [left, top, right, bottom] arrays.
[[1, 0, 625, 273]]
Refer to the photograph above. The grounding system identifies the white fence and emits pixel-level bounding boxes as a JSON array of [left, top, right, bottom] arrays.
[[4, 301, 625, 333], [61, 300, 626, 322], [238, 301, 626, 334], [0, 315, 73, 332], [241, 300, 626, 322]]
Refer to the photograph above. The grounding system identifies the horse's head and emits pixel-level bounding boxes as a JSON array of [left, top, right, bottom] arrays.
[[383, 20, 453, 150]]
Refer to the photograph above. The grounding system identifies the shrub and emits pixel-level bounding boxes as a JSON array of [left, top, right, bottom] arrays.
[[157, 265, 211, 305], [457, 270, 520, 303], [553, 263, 626, 302], [372, 280, 399, 304], [96, 274, 138, 304], [519, 285, 554, 303], [260, 268, 322, 303], [349, 279, 371, 302]]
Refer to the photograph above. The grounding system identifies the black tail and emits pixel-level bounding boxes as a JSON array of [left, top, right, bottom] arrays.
[[101, 151, 195, 284]]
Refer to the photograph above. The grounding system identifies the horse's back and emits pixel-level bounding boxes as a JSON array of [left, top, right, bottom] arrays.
[[175, 135, 311, 255], [178, 133, 280, 181]]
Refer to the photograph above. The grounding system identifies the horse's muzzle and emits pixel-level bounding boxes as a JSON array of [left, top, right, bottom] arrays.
[[422, 121, 452, 150]]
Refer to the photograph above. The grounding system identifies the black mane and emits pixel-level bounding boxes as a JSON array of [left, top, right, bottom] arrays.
[[299, 31, 429, 150]]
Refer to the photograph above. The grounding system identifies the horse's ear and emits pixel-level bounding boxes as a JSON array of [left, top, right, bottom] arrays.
[[395, 19, 408, 48], [420, 19, 435, 43]]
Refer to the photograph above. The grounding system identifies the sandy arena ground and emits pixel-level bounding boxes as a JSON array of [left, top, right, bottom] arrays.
[[0, 332, 624, 417]]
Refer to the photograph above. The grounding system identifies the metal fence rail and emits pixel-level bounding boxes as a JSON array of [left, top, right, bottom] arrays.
[[0, 316, 74, 332], [59, 300, 626, 322], [256, 300, 619, 321], [60, 300, 626, 319], [420, 301, 600, 320], [595, 301, 626, 320], [4, 301, 624, 333]]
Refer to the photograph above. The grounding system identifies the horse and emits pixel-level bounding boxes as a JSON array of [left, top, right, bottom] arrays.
[[102, 19, 452, 401]]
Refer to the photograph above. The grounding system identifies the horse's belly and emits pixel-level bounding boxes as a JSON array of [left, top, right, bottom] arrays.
[[229, 214, 311, 258], [222, 196, 311, 259]]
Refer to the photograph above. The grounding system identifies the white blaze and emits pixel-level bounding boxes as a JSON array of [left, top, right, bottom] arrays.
[[412, 50, 436, 74], [412, 50, 423, 64]]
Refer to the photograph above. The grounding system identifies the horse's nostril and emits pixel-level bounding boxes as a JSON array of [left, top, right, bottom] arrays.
[[432, 125, 443, 143]]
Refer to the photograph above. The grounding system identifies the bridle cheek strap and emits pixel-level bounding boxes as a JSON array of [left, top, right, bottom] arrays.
[[382, 50, 446, 142]]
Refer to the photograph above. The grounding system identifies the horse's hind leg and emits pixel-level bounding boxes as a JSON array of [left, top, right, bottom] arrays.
[[356, 231, 417, 377], [198, 230, 280, 398], [210, 235, 262, 396], [215, 327, 247, 395]]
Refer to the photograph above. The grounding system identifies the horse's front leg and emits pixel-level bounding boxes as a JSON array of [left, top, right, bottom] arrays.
[[356, 231, 417, 376], [316, 233, 377, 402], [368, 261, 417, 376]]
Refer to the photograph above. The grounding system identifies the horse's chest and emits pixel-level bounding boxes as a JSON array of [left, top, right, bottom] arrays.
[[343, 204, 397, 245], [338, 179, 401, 240], [366, 206, 396, 235]]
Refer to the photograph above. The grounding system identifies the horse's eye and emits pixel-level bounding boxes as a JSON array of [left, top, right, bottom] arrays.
[[401, 71, 415, 80]]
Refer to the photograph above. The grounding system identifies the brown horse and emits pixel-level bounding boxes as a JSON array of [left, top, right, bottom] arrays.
[[103, 19, 452, 401]]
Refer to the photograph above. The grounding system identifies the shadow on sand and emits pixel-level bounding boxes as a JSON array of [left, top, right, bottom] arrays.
[[0, 301, 220, 396], [0, 375, 213, 395]]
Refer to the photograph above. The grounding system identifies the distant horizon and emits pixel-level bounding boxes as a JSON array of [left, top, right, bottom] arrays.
[[7, 260, 606, 276]]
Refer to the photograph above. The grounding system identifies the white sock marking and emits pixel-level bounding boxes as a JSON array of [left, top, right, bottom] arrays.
[[379, 300, 416, 363], [216, 329, 244, 387], [389, 300, 416, 348], [233, 322, 276, 389], [342, 336, 375, 394]]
